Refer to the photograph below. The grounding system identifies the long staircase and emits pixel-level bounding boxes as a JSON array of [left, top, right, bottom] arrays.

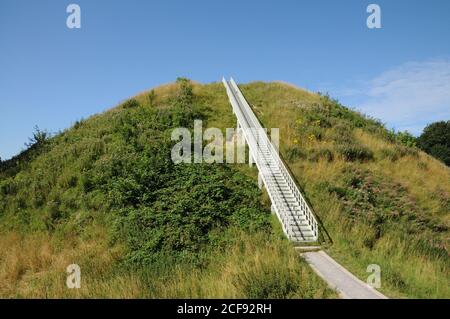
[[222, 78, 388, 298], [222, 78, 319, 243]]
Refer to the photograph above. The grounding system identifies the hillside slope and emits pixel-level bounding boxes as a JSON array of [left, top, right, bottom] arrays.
[[0, 79, 333, 298], [236, 82, 450, 298], [1, 79, 448, 298]]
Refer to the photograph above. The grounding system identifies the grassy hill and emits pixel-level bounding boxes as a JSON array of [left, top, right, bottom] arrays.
[[0, 79, 333, 298], [0, 79, 448, 298], [237, 82, 450, 298]]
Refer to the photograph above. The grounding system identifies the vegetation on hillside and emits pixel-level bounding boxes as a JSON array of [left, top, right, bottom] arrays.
[[234, 82, 449, 298], [0, 79, 333, 298], [1, 79, 448, 299], [417, 120, 450, 166]]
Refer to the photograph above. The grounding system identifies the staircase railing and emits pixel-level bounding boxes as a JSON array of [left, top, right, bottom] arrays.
[[224, 78, 319, 241], [228, 78, 319, 241]]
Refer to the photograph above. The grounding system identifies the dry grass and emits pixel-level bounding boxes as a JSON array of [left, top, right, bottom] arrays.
[[147, 230, 335, 298], [0, 226, 143, 298], [0, 228, 336, 299], [1, 80, 447, 299], [224, 81, 449, 298]]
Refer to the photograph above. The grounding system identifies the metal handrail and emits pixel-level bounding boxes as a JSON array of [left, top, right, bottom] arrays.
[[223, 78, 319, 242], [222, 78, 294, 237], [228, 78, 319, 240]]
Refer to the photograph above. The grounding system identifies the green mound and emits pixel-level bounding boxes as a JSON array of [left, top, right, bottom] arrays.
[[0, 78, 448, 298]]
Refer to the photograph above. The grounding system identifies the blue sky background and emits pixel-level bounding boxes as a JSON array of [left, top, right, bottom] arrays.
[[1, 0, 450, 160]]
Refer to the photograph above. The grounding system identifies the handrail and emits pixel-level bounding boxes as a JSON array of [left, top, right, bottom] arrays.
[[222, 78, 294, 237], [224, 78, 320, 242], [228, 78, 319, 241]]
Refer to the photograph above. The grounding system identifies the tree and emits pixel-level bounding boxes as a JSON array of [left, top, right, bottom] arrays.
[[148, 90, 156, 107], [172, 78, 198, 127], [26, 126, 50, 148], [417, 121, 450, 166]]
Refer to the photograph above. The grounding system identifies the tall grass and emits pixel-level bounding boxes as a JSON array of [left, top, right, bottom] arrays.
[[236, 82, 449, 298], [0, 80, 336, 299], [0, 227, 335, 298], [1, 80, 448, 298]]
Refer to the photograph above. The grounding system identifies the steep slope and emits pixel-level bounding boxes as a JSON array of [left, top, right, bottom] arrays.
[[0, 79, 333, 298], [234, 82, 449, 298], [1, 79, 448, 298]]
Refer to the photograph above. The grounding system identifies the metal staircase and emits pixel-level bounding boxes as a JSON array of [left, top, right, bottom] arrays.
[[223, 77, 319, 243]]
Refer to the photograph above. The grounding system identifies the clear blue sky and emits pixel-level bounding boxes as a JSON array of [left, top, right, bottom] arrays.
[[1, 0, 450, 160]]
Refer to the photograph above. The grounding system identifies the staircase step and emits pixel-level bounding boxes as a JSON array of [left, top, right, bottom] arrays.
[[290, 231, 316, 238], [287, 216, 308, 222], [291, 225, 313, 232]]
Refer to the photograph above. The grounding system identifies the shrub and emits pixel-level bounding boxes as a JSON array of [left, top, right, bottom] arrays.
[[286, 146, 306, 161], [148, 90, 156, 106], [121, 98, 140, 109], [395, 130, 417, 148], [26, 126, 50, 148], [331, 122, 354, 144], [338, 144, 374, 162], [308, 147, 334, 162], [73, 119, 84, 129], [172, 78, 204, 127]]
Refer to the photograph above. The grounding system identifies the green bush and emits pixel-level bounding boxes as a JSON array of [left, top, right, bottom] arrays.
[[417, 121, 450, 166], [338, 144, 374, 162], [308, 147, 334, 162], [286, 146, 306, 161], [395, 130, 417, 148], [330, 122, 354, 145], [26, 126, 50, 148], [147, 90, 156, 107], [121, 98, 140, 109]]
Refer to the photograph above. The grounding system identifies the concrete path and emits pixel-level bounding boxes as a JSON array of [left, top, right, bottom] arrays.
[[299, 250, 387, 299]]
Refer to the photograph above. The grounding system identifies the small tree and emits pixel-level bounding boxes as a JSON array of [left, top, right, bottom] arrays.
[[396, 130, 417, 148], [172, 78, 195, 127], [148, 90, 156, 107], [26, 126, 50, 148]]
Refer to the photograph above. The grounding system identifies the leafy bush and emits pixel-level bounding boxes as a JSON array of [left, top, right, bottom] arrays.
[[172, 78, 205, 127], [330, 122, 354, 145], [308, 147, 334, 162], [338, 144, 374, 162], [26, 126, 50, 148], [121, 98, 140, 109], [147, 90, 156, 106], [112, 160, 270, 264], [286, 146, 306, 161], [417, 121, 450, 166], [395, 130, 417, 148]]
